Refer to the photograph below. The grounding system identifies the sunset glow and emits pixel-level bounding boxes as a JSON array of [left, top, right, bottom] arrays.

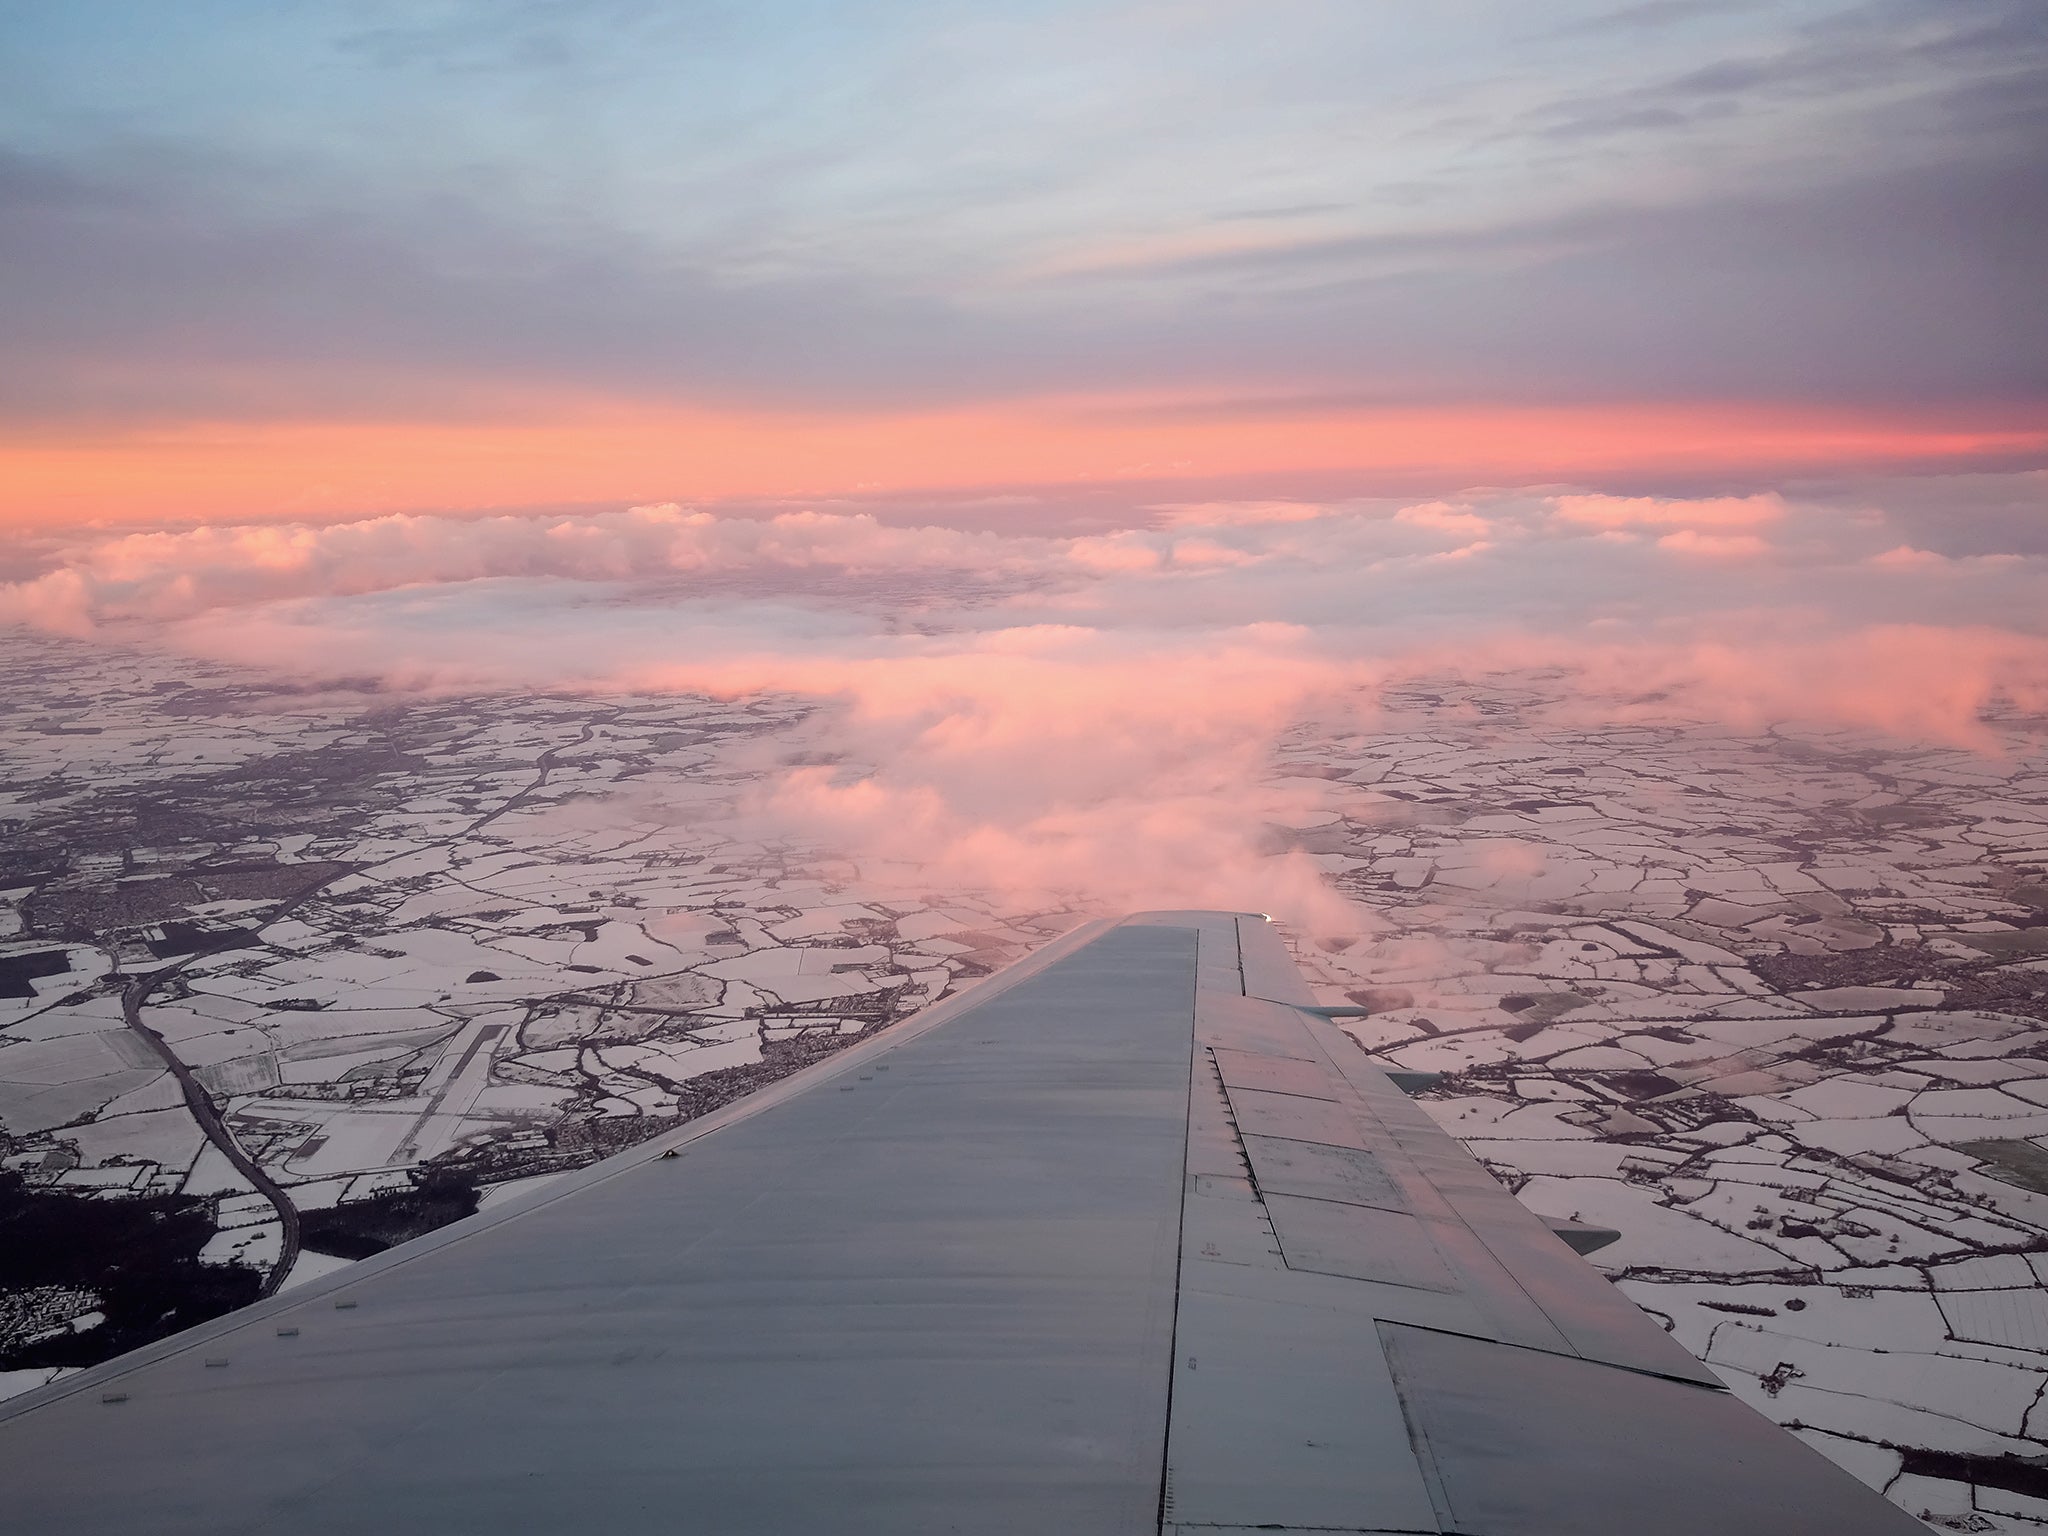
[[6, 397, 2045, 532]]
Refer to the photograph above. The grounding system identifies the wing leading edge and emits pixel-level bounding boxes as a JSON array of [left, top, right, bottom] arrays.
[[0, 912, 1923, 1535]]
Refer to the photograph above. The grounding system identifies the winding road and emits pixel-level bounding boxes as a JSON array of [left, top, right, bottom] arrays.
[[110, 721, 606, 1297], [119, 962, 303, 1296]]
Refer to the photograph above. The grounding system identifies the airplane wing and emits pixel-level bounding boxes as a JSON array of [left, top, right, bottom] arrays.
[[0, 911, 1924, 1535]]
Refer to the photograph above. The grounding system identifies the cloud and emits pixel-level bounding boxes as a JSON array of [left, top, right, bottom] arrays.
[[1867, 543, 2027, 571], [1656, 529, 1771, 558], [0, 504, 1061, 630], [1152, 501, 1329, 527], [1395, 501, 1493, 537], [143, 586, 1381, 930], [1553, 492, 1785, 528], [7, 479, 2046, 931]]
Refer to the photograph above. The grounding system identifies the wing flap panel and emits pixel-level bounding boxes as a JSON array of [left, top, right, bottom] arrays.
[[1240, 1134, 1408, 1211], [1383, 1322, 1929, 1535], [1225, 1086, 1376, 1149], [1262, 1194, 1459, 1292], [1161, 1289, 1440, 1534], [1212, 1048, 1340, 1100]]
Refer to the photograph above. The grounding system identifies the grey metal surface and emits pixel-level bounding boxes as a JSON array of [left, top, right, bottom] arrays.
[[1384, 1323, 1930, 1534], [1163, 914, 1922, 1534], [1162, 1288, 1439, 1534], [0, 910, 1927, 1535], [1237, 1134, 1406, 1209], [1262, 1193, 1459, 1291], [0, 920, 1193, 1536]]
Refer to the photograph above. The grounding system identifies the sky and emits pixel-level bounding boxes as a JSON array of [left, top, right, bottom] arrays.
[[0, 0, 2043, 525], [2, 2, 2044, 927]]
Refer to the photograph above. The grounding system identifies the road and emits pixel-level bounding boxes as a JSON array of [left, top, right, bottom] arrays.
[[109, 722, 604, 1297], [119, 959, 304, 1296]]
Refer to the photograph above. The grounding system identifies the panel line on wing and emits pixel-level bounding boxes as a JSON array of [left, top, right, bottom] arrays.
[[1156, 922, 1222, 1534]]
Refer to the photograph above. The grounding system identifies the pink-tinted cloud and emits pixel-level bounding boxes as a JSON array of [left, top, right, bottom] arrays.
[[6, 479, 2045, 933], [1867, 544, 2027, 572], [0, 505, 1062, 631], [1552, 493, 1786, 529], [1656, 529, 1772, 559], [1153, 501, 1330, 528], [1394, 502, 1493, 537]]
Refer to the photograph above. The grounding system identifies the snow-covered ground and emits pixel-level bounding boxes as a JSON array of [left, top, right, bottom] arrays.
[[1274, 701, 2048, 1531], [4, 634, 2048, 1529]]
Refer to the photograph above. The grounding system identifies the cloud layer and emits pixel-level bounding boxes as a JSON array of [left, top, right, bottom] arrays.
[[7, 476, 2045, 930]]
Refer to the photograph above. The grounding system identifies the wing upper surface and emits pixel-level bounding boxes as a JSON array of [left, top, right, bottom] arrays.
[[1156, 911, 1924, 1533], [0, 912, 1925, 1535]]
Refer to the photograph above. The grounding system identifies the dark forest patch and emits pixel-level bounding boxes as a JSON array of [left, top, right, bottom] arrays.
[[1751, 944, 1946, 992], [0, 1173, 260, 1370], [1499, 993, 1592, 1040], [146, 921, 260, 959], [0, 950, 71, 999], [299, 1168, 482, 1260], [1606, 1070, 1682, 1101], [1901, 1446, 2048, 1502]]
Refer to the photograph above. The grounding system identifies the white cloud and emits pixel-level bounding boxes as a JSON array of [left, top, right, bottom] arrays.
[[1553, 493, 1785, 530], [7, 479, 2046, 930], [1657, 529, 1771, 558]]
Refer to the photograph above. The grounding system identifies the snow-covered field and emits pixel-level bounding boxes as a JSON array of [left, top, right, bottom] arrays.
[[4, 634, 2048, 1529]]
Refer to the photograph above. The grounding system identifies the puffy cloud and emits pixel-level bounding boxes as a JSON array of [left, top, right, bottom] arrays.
[[155, 586, 1378, 929], [1394, 502, 1493, 537], [1152, 501, 1330, 527], [1552, 492, 1785, 529], [1870, 544, 1948, 570], [1488, 625, 2048, 747], [1656, 529, 1771, 558], [0, 504, 1056, 630], [1063, 534, 1166, 574], [7, 477, 2046, 930]]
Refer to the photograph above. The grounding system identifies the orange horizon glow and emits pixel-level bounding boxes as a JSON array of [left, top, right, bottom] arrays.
[[5, 393, 2045, 532]]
